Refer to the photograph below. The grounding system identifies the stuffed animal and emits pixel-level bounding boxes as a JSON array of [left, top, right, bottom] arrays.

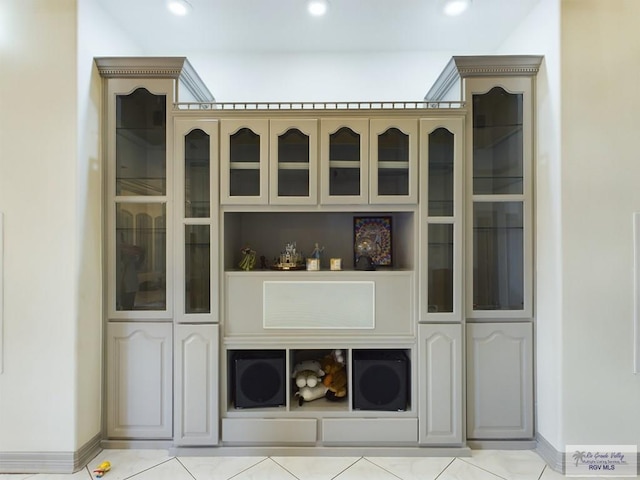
[[321, 351, 347, 401], [291, 359, 324, 389], [295, 383, 329, 406]]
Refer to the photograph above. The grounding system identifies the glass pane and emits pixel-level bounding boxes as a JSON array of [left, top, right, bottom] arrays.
[[185, 225, 210, 314], [230, 128, 261, 197], [278, 128, 309, 197], [185, 129, 210, 217], [116, 88, 166, 196], [329, 127, 360, 196], [378, 127, 409, 196], [473, 202, 524, 311], [428, 223, 454, 313], [116, 203, 166, 311], [428, 128, 454, 216], [473, 87, 523, 194]]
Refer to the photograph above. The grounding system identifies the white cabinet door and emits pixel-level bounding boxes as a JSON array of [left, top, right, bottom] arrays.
[[319, 118, 369, 204], [418, 324, 462, 445], [174, 324, 219, 446], [269, 119, 318, 205], [369, 118, 418, 204], [220, 119, 269, 205], [106, 322, 173, 439], [466, 322, 533, 439]]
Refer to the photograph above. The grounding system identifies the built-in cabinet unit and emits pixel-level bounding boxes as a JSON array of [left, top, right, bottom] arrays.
[[97, 55, 541, 452]]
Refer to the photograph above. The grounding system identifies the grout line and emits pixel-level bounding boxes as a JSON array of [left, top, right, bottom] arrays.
[[361, 458, 403, 480], [330, 456, 363, 480], [227, 457, 271, 480], [175, 457, 197, 480], [269, 457, 303, 480], [433, 457, 457, 480], [122, 457, 177, 480]]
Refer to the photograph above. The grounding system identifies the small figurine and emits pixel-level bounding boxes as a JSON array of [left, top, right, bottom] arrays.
[[311, 243, 325, 260], [93, 461, 111, 478], [239, 246, 256, 271], [260, 255, 268, 269]]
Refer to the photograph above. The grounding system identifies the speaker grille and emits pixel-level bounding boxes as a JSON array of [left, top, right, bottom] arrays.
[[233, 351, 286, 408], [353, 350, 409, 411]]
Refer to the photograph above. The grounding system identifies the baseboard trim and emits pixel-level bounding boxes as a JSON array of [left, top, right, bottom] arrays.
[[535, 433, 564, 473], [0, 433, 102, 474], [467, 439, 537, 450]]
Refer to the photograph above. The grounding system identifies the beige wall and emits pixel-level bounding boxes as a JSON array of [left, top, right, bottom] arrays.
[[0, 0, 78, 450], [561, 0, 640, 445]]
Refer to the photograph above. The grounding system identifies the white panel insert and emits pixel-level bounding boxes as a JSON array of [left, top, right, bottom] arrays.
[[264, 281, 375, 329]]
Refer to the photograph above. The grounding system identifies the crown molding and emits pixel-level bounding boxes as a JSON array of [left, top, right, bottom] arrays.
[[425, 55, 543, 101], [95, 57, 214, 102]]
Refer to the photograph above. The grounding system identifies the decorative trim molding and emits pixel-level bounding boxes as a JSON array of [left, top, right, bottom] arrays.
[[94, 57, 214, 103], [0, 433, 102, 474], [536, 433, 564, 473], [466, 439, 537, 450], [425, 55, 544, 101]]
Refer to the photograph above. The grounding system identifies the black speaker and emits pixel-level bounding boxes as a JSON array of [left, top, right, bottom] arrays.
[[353, 350, 409, 411], [232, 351, 286, 408]]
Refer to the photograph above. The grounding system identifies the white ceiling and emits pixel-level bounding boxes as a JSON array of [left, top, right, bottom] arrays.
[[96, 0, 541, 54]]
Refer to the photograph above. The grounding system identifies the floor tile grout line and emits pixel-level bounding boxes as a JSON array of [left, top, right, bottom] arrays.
[[457, 456, 513, 480], [329, 456, 364, 480], [121, 456, 177, 480], [226, 457, 271, 480], [433, 457, 457, 480], [361, 457, 404, 480], [268, 457, 304, 480], [175, 457, 198, 480]]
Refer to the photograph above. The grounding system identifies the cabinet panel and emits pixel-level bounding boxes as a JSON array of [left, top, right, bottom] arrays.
[[106, 322, 172, 439], [418, 324, 462, 445], [222, 418, 317, 444], [174, 324, 219, 446], [369, 119, 418, 204], [269, 119, 318, 205], [320, 118, 369, 204], [175, 118, 219, 323], [466, 322, 533, 439], [322, 418, 417, 445], [220, 119, 269, 205], [225, 271, 414, 337]]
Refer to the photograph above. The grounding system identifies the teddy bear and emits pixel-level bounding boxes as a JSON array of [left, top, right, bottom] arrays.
[[321, 350, 347, 401], [291, 359, 324, 389]]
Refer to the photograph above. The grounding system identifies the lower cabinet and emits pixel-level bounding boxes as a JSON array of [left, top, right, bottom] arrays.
[[466, 322, 534, 439], [418, 324, 463, 445], [106, 322, 173, 439], [174, 324, 219, 446]]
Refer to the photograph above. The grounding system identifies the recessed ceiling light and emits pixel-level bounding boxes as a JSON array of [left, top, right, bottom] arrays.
[[167, 0, 193, 16], [443, 0, 471, 16], [308, 0, 329, 16]]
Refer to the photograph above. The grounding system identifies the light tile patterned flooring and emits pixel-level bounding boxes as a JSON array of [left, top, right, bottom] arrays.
[[0, 449, 638, 480]]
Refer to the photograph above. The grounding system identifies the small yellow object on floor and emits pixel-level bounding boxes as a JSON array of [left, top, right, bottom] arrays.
[[93, 460, 111, 478]]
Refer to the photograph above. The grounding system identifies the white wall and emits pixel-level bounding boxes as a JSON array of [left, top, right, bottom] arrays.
[[496, 0, 564, 450], [75, 0, 142, 449], [0, 0, 141, 455], [188, 51, 453, 102], [560, 0, 640, 445], [0, 0, 78, 451]]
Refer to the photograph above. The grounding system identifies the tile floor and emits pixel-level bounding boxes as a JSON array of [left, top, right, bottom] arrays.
[[0, 449, 637, 480]]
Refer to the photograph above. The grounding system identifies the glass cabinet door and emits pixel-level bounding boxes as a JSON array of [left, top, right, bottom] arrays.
[[420, 118, 463, 322], [269, 119, 318, 205], [370, 119, 418, 204], [175, 118, 219, 323], [111, 83, 170, 317], [467, 79, 533, 318], [320, 119, 369, 204], [220, 119, 269, 205]]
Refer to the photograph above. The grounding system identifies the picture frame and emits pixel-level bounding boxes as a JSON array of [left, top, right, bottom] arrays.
[[353, 216, 392, 267]]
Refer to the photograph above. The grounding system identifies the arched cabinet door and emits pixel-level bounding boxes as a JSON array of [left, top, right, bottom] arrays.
[[220, 119, 269, 205], [369, 118, 418, 205], [269, 119, 318, 205], [320, 118, 369, 205]]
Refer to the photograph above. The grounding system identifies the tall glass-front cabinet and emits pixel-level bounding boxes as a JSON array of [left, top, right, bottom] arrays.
[[97, 58, 218, 444], [98, 55, 541, 450]]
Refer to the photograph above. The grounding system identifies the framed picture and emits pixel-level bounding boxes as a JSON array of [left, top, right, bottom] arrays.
[[353, 216, 392, 267]]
